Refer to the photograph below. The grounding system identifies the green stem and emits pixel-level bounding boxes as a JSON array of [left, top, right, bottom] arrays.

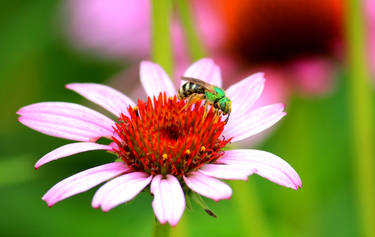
[[175, 0, 206, 60], [169, 215, 188, 237], [152, 218, 171, 237], [231, 181, 269, 237], [345, 0, 375, 236], [151, 0, 174, 76], [277, 100, 320, 236]]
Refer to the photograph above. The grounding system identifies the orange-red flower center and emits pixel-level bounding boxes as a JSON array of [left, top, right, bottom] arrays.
[[112, 93, 231, 177]]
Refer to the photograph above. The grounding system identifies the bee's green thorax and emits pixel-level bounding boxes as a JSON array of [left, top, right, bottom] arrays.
[[205, 91, 216, 102], [214, 87, 226, 97], [205, 87, 225, 102]]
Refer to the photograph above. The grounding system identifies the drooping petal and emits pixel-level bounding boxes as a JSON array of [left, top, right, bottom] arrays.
[[151, 175, 185, 226], [226, 73, 265, 118], [92, 172, 152, 211], [224, 103, 286, 142], [217, 149, 302, 189], [183, 172, 232, 201], [140, 61, 176, 98], [17, 102, 115, 141], [42, 162, 129, 207], [35, 142, 113, 169], [199, 164, 253, 180], [182, 58, 222, 87], [66, 83, 135, 117]]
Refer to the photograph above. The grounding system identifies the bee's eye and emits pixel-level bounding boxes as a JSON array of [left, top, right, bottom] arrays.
[[220, 101, 227, 111]]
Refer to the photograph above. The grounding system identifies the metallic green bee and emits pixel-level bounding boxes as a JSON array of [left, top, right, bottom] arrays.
[[178, 77, 232, 123]]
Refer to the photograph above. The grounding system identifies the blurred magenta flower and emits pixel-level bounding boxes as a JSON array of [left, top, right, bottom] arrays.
[[17, 59, 301, 226], [211, 0, 344, 97]]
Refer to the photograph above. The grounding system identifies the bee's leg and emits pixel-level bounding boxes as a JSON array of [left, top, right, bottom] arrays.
[[180, 95, 194, 111], [215, 110, 224, 123], [180, 94, 204, 112], [204, 102, 208, 119], [202, 101, 211, 122]]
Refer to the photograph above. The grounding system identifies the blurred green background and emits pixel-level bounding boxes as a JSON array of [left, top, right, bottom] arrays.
[[0, 0, 373, 236]]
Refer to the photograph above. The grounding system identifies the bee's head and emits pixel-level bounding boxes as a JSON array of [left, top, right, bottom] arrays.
[[216, 98, 231, 115]]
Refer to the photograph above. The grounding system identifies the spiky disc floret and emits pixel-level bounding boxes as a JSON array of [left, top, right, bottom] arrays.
[[112, 93, 231, 177]]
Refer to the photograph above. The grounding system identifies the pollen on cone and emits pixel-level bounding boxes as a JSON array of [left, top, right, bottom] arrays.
[[112, 93, 231, 176]]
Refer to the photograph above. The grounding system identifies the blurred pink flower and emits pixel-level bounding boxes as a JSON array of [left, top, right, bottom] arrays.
[[366, 0, 375, 74], [17, 59, 301, 226], [65, 0, 222, 61], [66, 0, 151, 59]]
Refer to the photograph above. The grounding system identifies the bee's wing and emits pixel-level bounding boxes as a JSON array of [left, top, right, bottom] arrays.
[[181, 77, 216, 93]]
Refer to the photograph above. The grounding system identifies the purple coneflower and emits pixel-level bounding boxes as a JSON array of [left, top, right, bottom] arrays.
[[17, 58, 301, 226]]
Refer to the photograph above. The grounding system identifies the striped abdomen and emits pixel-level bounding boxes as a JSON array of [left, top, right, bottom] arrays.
[[178, 82, 205, 99]]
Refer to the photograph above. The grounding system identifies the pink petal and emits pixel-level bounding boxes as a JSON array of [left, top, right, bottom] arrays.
[[199, 164, 253, 180], [66, 83, 135, 117], [42, 162, 129, 207], [151, 175, 185, 226], [17, 102, 115, 142], [35, 142, 113, 169], [226, 73, 265, 119], [182, 58, 222, 87], [224, 103, 286, 142], [140, 61, 176, 98], [92, 172, 152, 211], [217, 149, 302, 190], [183, 172, 232, 201]]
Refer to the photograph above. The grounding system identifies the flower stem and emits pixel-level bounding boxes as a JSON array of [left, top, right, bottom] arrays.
[[170, 215, 188, 237], [151, 0, 173, 76], [175, 0, 206, 60], [345, 0, 375, 236], [231, 181, 269, 237], [152, 218, 171, 237]]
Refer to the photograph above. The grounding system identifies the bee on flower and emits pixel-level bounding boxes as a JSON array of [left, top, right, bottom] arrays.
[[178, 76, 231, 122], [17, 58, 301, 226]]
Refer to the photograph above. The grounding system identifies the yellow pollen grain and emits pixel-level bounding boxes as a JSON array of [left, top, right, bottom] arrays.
[[133, 105, 138, 111], [200, 146, 206, 152], [162, 153, 168, 160], [185, 149, 191, 155], [168, 96, 173, 100]]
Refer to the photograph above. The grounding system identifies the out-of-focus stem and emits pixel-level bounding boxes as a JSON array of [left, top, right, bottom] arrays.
[[175, 0, 206, 60], [152, 218, 171, 237], [169, 215, 188, 237], [345, 0, 375, 236], [151, 0, 173, 76], [231, 181, 269, 237]]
